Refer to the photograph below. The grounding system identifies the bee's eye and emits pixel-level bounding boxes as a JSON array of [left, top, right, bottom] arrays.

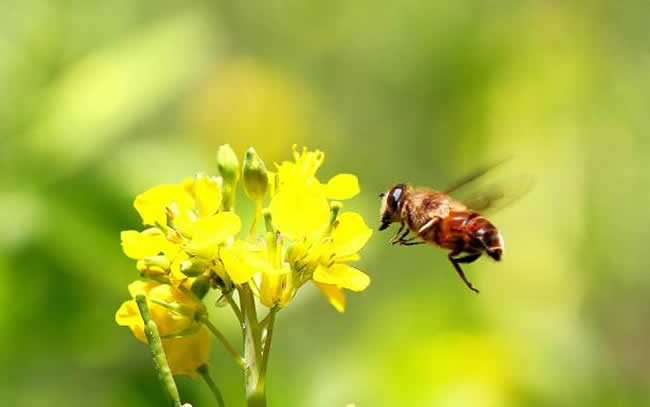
[[391, 187, 403, 204], [379, 192, 386, 198], [388, 186, 403, 211]]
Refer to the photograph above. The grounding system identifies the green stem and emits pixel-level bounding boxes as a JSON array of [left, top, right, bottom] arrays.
[[135, 295, 182, 407], [238, 284, 266, 407], [198, 364, 226, 407], [248, 201, 263, 240], [225, 292, 244, 325], [201, 317, 246, 369], [260, 307, 277, 379]]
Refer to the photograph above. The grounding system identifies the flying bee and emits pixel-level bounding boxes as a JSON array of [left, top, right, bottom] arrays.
[[379, 163, 531, 293]]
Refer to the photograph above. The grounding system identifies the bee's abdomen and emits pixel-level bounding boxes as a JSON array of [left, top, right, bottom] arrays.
[[434, 211, 504, 260], [466, 213, 503, 260]]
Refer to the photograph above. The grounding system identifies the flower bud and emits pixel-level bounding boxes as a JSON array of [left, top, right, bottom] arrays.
[[242, 147, 269, 202], [180, 257, 210, 277], [217, 144, 240, 211], [137, 255, 171, 282], [190, 275, 211, 299], [216, 144, 240, 184]]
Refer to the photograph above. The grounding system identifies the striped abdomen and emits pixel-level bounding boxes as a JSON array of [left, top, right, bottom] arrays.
[[428, 211, 504, 260]]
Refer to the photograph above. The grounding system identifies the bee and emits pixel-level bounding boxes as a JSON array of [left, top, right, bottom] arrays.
[[379, 164, 530, 293]]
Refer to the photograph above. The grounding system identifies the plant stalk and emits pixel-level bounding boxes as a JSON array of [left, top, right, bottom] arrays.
[[201, 317, 246, 369], [238, 284, 266, 407], [135, 295, 182, 407], [198, 364, 226, 407]]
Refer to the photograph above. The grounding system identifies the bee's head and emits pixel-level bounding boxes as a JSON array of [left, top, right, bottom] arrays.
[[378, 183, 407, 231]]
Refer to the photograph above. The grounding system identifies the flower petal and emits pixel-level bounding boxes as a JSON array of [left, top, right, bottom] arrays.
[[331, 212, 373, 257], [134, 184, 194, 226], [269, 189, 330, 239], [313, 263, 370, 292], [127, 280, 160, 298], [259, 263, 292, 308], [121, 229, 176, 260], [163, 326, 211, 378], [325, 174, 360, 200], [220, 240, 271, 284], [184, 212, 242, 258], [115, 300, 146, 342], [189, 175, 222, 217], [314, 282, 346, 313]]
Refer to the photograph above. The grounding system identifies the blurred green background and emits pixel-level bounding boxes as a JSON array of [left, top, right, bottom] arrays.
[[2, 1, 649, 406]]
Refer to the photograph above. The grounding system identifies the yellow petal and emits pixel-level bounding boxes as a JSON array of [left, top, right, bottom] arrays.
[[184, 212, 242, 258], [313, 263, 370, 291], [315, 282, 346, 313], [169, 251, 191, 287], [193, 175, 223, 217], [331, 212, 373, 257], [115, 300, 147, 342], [163, 326, 211, 378], [325, 174, 360, 200], [146, 284, 203, 336], [127, 280, 160, 298], [259, 263, 292, 308], [220, 240, 270, 284], [121, 228, 176, 260], [134, 184, 195, 226], [269, 189, 330, 239]]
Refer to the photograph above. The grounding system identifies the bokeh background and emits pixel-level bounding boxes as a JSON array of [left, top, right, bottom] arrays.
[[2, 1, 649, 406]]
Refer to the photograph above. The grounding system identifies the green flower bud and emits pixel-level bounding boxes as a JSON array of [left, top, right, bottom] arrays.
[[191, 276, 211, 299], [217, 144, 240, 211], [180, 257, 210, 277], [216, 144, 240, 184], [242, 147, 269, 202], [137, 256, 171, 283]]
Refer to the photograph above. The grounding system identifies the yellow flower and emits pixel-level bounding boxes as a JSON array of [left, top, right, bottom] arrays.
[[257, 233, 296, 308], [259, 262, 294, 308], [219, 239, 269, 285], [115, 280, 210, 378], [134, 184, 195, 228], [311, 212, 373, 312], [182, 212, 242, 258], [133, 174, 223, 229], [162, 326, 211, 378], [268, 187, 330, 239], [121, 228, 180, 260], [122, 175, 241, 289], [269, 145, 360, 239]]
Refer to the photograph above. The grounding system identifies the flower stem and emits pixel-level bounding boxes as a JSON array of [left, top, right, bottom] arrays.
[[135, 295, 182, 407], [238, 284, 266, 407], [201, 317, 246, 369], [248, 201, 263, 240], [198, 364, 226, 407], [260, 307, 277, 379], [225, 293, 244, 325]]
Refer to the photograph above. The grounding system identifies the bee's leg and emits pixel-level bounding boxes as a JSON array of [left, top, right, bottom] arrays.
[[390, 223, 406, 244], [398, 234, 425, 245], [417, 218, 437, 235], [400, 240, 425, 246], [392, 226, 411, 245], [455, 252, 482, 264], [397, 217, 439, 246], [448, 252, 480, 294]]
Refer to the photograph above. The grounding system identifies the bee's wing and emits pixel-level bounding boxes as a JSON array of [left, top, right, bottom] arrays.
[[443, 157, 511, 194], [457, 174, 535, 215]]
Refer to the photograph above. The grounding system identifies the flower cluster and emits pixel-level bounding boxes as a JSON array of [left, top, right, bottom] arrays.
[[115, 145, 372, 379]]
